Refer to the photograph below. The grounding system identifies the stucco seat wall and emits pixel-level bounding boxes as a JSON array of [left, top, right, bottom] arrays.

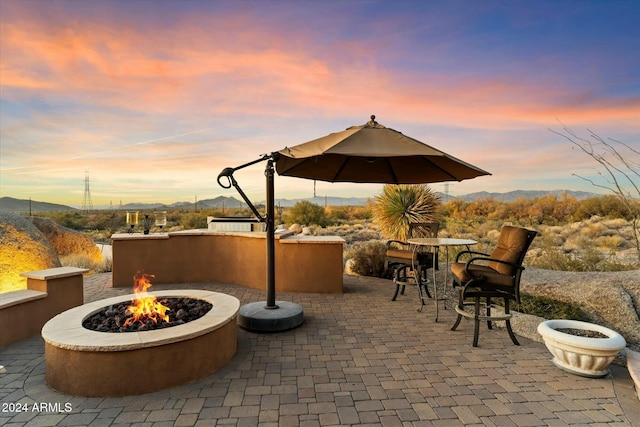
[[111, 230, 344, 293], [0, 267, 86, 347]]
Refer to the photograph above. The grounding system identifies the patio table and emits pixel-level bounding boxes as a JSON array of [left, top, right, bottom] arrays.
[[408, 237, 477, 322]]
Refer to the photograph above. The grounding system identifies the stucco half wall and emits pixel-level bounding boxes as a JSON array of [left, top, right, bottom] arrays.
[[111, 230, 345, 293]]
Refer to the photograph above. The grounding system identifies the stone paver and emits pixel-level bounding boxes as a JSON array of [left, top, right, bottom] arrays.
[[0, 273, 639, 426]]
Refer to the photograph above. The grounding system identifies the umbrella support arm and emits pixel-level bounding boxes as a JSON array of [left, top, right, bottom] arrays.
[[217, 155, 271, 222]]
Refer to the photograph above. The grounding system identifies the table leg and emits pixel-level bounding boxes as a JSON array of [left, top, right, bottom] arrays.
[[412, 245, 427, 312], [438, 246, 451, 322], [434, 246, 439, 322]]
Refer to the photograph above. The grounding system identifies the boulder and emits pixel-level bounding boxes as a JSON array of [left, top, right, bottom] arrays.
[[289, 223, 303, 234], [520, 268, 640, 352], [344, 258, 355, 275], [0, 213, 61, 293], [30, 217, 103, 263]]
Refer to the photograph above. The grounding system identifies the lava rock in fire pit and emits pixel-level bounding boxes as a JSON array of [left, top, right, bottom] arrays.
[[83, 297, 213, 333]]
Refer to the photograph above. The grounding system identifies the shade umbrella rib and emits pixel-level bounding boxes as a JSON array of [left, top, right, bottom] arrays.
[[382, 157, 399, 184]]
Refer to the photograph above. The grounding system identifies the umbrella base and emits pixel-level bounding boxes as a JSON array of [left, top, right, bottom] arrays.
[[238, 301, 304, 332]]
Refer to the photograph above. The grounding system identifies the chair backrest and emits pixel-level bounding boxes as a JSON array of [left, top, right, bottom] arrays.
[[408, 222, 439, 239], [487, 226, 538, 275]]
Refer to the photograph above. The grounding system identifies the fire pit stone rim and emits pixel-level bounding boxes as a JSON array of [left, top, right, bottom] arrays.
[[42, 290, 239, 352]]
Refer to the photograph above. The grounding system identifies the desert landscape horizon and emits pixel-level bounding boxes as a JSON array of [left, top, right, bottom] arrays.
[[0, 188, 609, 212]]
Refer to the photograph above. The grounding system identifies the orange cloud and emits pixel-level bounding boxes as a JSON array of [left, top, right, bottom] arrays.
[[3, 11, 638, 133]]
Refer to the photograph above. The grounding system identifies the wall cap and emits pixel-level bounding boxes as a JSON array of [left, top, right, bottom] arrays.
[[20, 267, 89, 280]]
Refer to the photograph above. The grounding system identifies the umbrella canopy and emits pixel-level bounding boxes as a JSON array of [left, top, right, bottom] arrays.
[[276, 115, 490, 184]]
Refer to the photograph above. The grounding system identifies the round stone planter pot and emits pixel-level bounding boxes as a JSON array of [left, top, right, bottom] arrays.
[[537, 319, 626, 378]]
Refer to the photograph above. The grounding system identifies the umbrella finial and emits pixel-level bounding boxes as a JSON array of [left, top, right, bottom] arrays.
[[366, 114, 384, 129]]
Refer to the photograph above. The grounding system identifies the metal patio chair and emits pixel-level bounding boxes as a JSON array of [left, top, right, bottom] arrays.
[[385, 222, 439, 304], [450, 225, 538, 347]]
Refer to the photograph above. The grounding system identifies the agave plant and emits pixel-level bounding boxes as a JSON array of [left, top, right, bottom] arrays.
[[373, 184, 441, 241]]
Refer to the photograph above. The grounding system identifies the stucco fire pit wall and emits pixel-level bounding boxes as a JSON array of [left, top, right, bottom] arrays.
[[42, 290, 239, 397]]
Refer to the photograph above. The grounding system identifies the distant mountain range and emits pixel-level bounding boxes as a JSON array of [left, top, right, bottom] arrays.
[[0, 197, 75, 213], [0, 190, 601, 213]]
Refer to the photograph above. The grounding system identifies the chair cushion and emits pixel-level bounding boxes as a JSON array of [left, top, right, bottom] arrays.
[[487, 226, 530, 275], [451, 263, 515, 287], [386, 249, 435, 268], [386, 249, 416, 261]]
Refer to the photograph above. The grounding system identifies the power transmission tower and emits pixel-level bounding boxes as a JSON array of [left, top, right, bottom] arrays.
[[82, 169, 94, 211]]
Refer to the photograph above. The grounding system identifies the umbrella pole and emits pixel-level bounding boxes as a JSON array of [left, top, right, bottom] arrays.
[[265, 157, 277, 309]]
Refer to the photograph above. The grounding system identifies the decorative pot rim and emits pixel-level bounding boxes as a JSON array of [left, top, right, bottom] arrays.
[[537, 319, 626, 351]]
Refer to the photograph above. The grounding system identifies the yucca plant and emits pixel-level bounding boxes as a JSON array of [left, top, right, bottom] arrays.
[[372, 184, 441, 241]]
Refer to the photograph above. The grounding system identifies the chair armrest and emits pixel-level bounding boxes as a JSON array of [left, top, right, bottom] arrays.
[[455, 250, 490, 262]]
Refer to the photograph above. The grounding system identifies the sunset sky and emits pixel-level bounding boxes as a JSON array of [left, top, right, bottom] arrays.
[[1, 0, 638, 207]]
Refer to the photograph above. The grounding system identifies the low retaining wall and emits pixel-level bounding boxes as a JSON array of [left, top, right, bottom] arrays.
[[111, 230, 345, 293], [0, 267, 87, 347]]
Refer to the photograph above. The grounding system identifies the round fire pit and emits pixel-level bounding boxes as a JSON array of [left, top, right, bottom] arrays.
[[42, 290, 239, 397]]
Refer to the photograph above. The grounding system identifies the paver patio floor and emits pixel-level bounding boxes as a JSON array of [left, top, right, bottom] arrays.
[[1, 273, 638, 426]]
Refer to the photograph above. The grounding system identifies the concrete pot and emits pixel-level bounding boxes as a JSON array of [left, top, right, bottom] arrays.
[[537, 319, 626, 378]]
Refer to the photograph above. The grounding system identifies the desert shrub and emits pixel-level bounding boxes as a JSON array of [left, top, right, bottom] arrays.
[[283, 201, 327, 226], [596, 235, 626, 250], [577, 247, 635, 272], [372, 184, 440, 241], [573, 195, 631, 221], [349, 204, 373, 220], [49, 211, 88, 230], [466, 197, 502, 219], [344, 230, 381, 245], [100, 256, 113, 273], [346, 241, 387, 277], [180, 213, 207, 229], [528, 237, 583, 271], [583, 222, 607, 238], [325, 206, 350, 223], [529, 236, 634, 272], [60, 254, 112, 274]]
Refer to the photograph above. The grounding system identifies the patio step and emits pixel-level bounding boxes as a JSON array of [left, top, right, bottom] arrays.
[[627, 349, 640, 402]]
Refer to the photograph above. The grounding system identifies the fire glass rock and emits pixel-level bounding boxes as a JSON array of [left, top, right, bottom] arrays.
[[83, 297, 213, 333]]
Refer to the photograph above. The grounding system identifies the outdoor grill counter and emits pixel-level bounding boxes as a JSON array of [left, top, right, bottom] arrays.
[[111, 230, 344, 293]]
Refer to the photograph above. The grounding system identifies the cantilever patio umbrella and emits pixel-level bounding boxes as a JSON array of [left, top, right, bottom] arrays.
[[276, 115, 490, 184], [218, 115, 489, 333]]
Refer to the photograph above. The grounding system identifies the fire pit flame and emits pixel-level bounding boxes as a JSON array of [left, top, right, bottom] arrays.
[[123, 272, 170, 327]]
